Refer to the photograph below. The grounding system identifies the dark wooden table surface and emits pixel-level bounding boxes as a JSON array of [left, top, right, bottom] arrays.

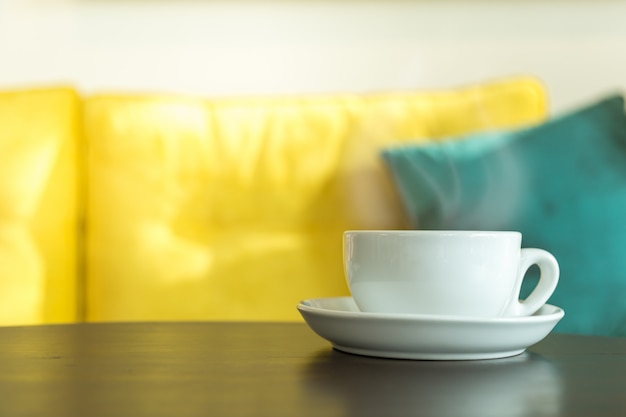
[[0, 321, 625, 417]]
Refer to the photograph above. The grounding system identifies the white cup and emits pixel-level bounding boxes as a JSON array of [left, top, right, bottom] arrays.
[[343, 230, 559, 318]]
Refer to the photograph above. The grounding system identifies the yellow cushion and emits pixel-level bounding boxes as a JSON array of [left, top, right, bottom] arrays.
[[0, 87, 81, 325], [84, 76, 548, 322]]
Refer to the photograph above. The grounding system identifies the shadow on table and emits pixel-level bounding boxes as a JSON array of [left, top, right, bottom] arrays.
[[301, 349, 564, 417]]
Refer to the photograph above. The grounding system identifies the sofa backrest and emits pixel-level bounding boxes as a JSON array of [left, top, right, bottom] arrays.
[[82, 76, 547, 322], [0, 76, 548, 324]]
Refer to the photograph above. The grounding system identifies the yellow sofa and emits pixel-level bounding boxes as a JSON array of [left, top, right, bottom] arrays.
[[0, 76, 548, 325]]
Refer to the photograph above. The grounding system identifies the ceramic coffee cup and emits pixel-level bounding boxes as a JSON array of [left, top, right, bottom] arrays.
[[343, 230, 559, 318]]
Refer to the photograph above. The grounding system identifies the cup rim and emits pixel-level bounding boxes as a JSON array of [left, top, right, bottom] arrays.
[[343, 230, 521, 237]]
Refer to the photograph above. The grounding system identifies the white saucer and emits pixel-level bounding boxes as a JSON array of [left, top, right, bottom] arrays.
[[297, 297, 564, 360]]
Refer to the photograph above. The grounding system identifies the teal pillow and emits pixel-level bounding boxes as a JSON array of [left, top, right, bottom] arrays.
[[381, 95, 626, 337]]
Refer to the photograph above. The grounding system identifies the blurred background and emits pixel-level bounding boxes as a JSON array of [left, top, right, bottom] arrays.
[[2, 0, 626, 113]]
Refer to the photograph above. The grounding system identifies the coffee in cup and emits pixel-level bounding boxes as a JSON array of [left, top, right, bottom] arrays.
[[343, 230, 559, 318]]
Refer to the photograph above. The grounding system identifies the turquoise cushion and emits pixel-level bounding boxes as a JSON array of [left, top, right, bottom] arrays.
[[381, 95, 626, 337]]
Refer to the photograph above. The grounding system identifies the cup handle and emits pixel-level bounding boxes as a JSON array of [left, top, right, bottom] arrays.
[[505, 248, 560, 317]]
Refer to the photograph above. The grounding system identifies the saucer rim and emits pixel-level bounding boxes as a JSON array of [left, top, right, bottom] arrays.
[[297, 296, 565, 325]]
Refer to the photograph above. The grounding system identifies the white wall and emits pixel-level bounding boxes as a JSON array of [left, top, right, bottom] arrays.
[[2, 0, 626, 113]]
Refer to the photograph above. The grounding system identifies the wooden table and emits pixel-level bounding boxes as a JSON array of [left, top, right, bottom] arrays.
[[1, 322, 625, 417]]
